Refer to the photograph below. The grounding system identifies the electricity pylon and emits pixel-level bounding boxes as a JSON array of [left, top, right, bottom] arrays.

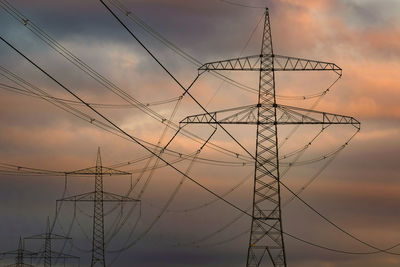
[[24, 217, 79, 266], [1, 237, 36, 267], [180, 8, 360, 267], [57, 148, 139, 267]]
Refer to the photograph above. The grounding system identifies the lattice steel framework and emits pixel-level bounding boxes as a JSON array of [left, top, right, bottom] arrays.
[[24, 217, 78, 267], [1, 238, 36, 267], [58, 148, 139, 267], [181, 8, 359, 267]]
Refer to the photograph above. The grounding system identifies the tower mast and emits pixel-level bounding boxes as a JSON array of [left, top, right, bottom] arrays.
[[247, 8, 285, 266]]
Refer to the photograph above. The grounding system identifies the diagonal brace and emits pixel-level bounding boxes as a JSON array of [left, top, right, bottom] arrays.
[[199, 54, 341, 75], [180, 104, 360, 130], [57, 191, 139, 202]]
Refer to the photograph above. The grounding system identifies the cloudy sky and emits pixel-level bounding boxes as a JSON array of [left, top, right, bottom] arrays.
[[0, 0, 399, 266]]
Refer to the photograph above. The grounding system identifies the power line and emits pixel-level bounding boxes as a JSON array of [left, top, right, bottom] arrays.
[[220, 0, 266, 9], [107, 0, 334, 100], [0, 0, 256, 163], [96, 1, 400, 259], [3, 2, 400, 262], [0, 82, 180, 109], [1, 33, 392, 258]]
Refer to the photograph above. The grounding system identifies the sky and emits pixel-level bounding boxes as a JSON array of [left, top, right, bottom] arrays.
[[0, 0, 400, 266]]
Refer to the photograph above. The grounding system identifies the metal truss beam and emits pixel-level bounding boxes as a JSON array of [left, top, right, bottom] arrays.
[[58, 191, 138, 202], [66, 166, 131, 176], [181, 104, 360, 129], [199, 54, 342, 75]]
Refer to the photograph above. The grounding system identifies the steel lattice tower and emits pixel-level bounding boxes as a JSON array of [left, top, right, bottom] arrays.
[[180, 8, 360, 266], [1, 237, 36, 267], [24, 217, 78, 267], [58, 148, 139, 267]]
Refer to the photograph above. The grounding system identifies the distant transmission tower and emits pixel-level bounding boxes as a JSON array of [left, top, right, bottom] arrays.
[[57, 148, 139, 267], [1, 237, 36, 267], [181, 8, 360, 267], [24, 217, 79, 267]]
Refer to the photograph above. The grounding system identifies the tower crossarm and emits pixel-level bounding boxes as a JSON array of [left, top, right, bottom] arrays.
[[180, 104, 258, 125], [5, 264, 35, 267], [28, 251, 79, 260], [199, 55, 263, 71], [180, 104, 359, 130], [47, 251, 79, 259], [273, 55, 342, 75], [276, 104, 360, 129], [0, 251, 37, 257], [24, 233, 71, 240], [57, 191, 139, 202], [102, 191, 140, 202], [66, 166, 131, 176], [199, 54, 341, 75]]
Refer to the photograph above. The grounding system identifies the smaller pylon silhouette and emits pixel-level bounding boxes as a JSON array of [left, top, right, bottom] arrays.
[[1, 237, 36, 267], [24, 217, 79, 267], [57, 148, 139, 267]]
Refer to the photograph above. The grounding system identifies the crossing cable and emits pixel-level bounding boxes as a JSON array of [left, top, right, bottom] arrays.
[[108, 129, 215, 261], [99, 0, 270, 187], [0, 34, 382, 256], [100, 0, 346, 185], [105, 202, 142, 246], [0, 10, 390, 260], [166, 127, 348, 247], [0, 73, 334, 176], [104, 76, 201, 245], [0, 66, 254, 170], [163, 125, 331, 215], [49, 174, 69, 233], [105, 89, 188, 246], [0, 0, 334, 176], [0, 66, 169, 155], [108, 0, 257, 95], [0, 82, 180, 109], [278, 78, 339, 150], [175, 206, 251, 247], [204, 11, 264, 107], [3, 127, 347, 252], [166, 172, 252, 213], [220, 0, 266, 9], [199, 131, 355, 247], [45, 125, 354, 252], [0, 18, 376, 258], [2, 29, 400, 258], [281, 130, 358, 166], [0, 0, 255, 163], [105, 116, 215, 249], [55, 203, 92, 254], [105, 204, 125, 242], [195, 228, 250, 248], [96, 1, 400, 255], [0, 126, 346, 177], [75, 208, 92, 243], [107, 0, 336, 101]]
